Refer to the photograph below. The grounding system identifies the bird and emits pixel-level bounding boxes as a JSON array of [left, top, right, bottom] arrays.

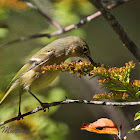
[[0, 36, 94, 120]]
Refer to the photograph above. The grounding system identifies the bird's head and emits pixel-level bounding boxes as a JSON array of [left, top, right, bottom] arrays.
[[64, 36, 94, 64], [44, 36, 94, 65]]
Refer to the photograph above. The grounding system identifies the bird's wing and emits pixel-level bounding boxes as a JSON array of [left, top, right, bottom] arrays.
[[9, 50, 55, 86], [1, 50, 55, 104]]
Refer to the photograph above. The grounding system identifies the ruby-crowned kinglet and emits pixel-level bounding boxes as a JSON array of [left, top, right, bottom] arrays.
[[0, 36, 94, 120]]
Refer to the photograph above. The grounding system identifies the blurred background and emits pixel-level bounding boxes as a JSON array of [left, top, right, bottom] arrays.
[[0, 0, 140, 139]]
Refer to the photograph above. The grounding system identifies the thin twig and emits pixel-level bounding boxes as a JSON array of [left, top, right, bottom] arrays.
[[25, 1, 62, 29], [0, 0, 131, 48], [88, 0, 140, 62], [117, 125, 123, 140], [123, 124, 140, 139], [0, 98, 140, 126]]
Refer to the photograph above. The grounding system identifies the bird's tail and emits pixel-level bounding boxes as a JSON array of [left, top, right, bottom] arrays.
[[0, 84, 16, 104]]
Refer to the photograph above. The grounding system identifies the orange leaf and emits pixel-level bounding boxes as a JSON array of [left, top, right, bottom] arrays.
[[81, 118, 119, 135]]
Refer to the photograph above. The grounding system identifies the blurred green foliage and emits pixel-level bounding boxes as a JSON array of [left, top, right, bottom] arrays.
[[0, 0, 140, 140]]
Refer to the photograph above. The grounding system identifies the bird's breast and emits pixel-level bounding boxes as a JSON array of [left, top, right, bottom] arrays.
[[30, 70, 61, 90]]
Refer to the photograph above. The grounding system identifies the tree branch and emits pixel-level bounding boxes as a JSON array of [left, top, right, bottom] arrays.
[[0, 98, 140, 126], [88, 0, 140, 62], [0, 0, 131, 48], [25, 1, 62, 29]]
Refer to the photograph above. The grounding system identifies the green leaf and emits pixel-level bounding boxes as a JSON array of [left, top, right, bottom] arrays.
[[128, 124, 140, 133], [102, 85, 127, 91], [136, 91, 140, 98], [128, 128, 135, 133], [89, 75, 97, 79], [100, 82, 128, 91], [101, 83, 116, 88], [124, 69, 130, 83], [108, 87, 127, 92], [134, 111, 140, 121]]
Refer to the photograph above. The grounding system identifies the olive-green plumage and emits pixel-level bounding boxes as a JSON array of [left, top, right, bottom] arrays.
[[0, 36, 94, 119]]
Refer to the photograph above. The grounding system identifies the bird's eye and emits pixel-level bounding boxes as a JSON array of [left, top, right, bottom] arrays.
[[83, 47, 88, 53]]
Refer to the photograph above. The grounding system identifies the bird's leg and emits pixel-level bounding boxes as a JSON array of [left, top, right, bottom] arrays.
[[28, 90, 49, 112], [17, 91, 23, 120]]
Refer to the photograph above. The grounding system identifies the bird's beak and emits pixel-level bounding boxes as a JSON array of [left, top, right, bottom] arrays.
[[86, 55, 95, 65]]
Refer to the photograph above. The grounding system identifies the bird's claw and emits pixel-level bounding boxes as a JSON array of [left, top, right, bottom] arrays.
[[17, 112, 23, 120], [40, 103, 49, 112]]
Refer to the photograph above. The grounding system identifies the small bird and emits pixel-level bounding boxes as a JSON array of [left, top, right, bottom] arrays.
[[0, 36, 94, 120]]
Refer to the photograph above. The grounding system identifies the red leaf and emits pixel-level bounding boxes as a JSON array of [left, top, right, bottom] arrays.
[[81, 118, 118, 135]]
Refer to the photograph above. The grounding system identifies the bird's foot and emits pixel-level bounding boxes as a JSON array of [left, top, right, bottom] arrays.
[[40, 103, 49, 112], [17, 112, 23, 120]]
